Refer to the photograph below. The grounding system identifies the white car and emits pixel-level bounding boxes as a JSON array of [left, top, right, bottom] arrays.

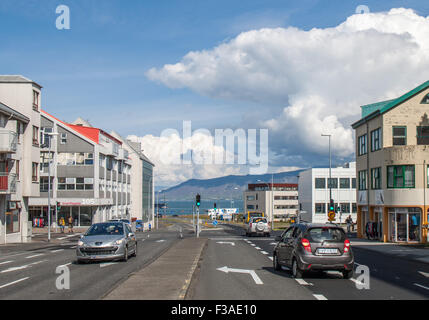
[[246, 217, 270, 237]]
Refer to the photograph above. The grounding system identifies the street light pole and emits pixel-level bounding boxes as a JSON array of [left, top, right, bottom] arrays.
[[322, 134, 333, 208], [45, 131, 58, 243]]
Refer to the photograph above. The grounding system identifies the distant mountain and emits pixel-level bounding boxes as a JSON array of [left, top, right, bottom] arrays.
[[159, 170, 305, 201]]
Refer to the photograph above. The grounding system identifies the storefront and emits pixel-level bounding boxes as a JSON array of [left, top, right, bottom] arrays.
[[388, 207, 421, 243], [30, 205, 97, 227]]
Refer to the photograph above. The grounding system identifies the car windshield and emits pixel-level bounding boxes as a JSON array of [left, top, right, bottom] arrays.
[[121, 219, 130, 223], [305, 227, 345, 243], [85, 223, 124, 236], [252, 218, 267, 223]]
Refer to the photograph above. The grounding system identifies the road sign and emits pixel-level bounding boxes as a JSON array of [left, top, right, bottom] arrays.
[[328, 212, 336, 221], [213, 220, 218, 226]]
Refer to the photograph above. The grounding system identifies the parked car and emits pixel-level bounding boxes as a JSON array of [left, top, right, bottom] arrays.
[[76, 222, 137, 263], [273, 223, 354, 279], [246, 217, 270, 237]]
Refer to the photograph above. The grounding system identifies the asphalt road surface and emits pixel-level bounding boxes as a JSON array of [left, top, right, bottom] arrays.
[[189, 223, 429, 300]]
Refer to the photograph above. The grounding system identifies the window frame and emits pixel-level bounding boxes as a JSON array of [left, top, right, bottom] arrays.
[[417, 126, 429, 145], [32, 162, 38, 182], [339, 178, 350, 189], [32, 90, 39, 111], [371, 167, 382, 190], [392, 126, 407, 146], [358, 170, 367, 190], [371, 128, 382, 152], [387, 165, 415, 189], [358, 134, 367, 156]]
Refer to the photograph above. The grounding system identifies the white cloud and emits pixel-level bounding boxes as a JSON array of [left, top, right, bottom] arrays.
[[147, 8, 429, 160]]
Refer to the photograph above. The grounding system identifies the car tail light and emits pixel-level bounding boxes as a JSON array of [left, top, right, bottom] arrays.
[[301, 238, 311, 253], [344, 239, 351, 253]]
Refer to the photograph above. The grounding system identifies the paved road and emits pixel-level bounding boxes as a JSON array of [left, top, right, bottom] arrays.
[[0, 227, 183, 300], [190, 223, 429, 300]]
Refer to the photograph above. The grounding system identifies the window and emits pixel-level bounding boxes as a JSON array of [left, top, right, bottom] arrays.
[[421, 94, 429, 104], [315, 178, 325, 189], [358, 134, 367, 156], [328, 178, 338, 189], [32, 126, 39, 146], [352, 178, 356, 189], [340, 178, 350, 189], [358, 170, 367, 190], [371, 128, 382, 151], [32, 163, 38, 182], [246, 195, 255, 201], [392, 126, 406, 146], [33, 90, 39, 111], [40, 177, 53, 192], [371, 167, 382, 190], [16, 122, 23, 144], [58, 177, 66, 190], [417, 126, 429, 145], [15, 160, 19, 180], [60, 177, 93, 191], [352, 203, 357, 213], [106, 157, 113, 170], [60, 133, 67, 144], [315, 203, 325, 214], [387, 165, 415, 188], [340, 203, 350, 213], [57, 153, 94, 166], [99, 155, 105, 167]]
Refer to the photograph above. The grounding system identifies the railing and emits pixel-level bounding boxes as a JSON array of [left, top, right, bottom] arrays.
[[0, 130, 18, 153], [0, 173, 17, 193]]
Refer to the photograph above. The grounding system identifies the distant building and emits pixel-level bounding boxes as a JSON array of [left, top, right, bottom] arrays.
[[243, 183, 299, 222], [298, 162, 357, 224], [0, 75, 42, 243], [352, 80, 429, 243]]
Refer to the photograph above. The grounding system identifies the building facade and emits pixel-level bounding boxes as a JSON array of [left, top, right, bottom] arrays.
[[110, 132, 154, 228], [298, 162, 357, 224], [28, 111, 133, 227], [352, 81, 429, 243], [244, 183, 299, 222], [0, 75, 41, 243]]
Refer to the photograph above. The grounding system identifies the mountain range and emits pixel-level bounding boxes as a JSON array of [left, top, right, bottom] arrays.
[[157, 170, 305, 201]]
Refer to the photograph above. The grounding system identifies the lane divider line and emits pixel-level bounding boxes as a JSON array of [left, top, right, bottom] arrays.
[[0, 277, 30, 289], [414, 283, 429, 291], [0, 261, 13, 266], [25, 254, 45, 259], [261, 251, 269, 255], [313, 294, 328, 300], [51, 249, 64, 253]]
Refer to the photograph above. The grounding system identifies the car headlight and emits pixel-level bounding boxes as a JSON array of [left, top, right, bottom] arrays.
[[114, 239, 124, 245], [78, 240, 85, 246]]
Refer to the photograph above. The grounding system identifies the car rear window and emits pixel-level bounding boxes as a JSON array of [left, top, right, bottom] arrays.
[[252, 218, 267, 223], [305, 227, 345, 243]]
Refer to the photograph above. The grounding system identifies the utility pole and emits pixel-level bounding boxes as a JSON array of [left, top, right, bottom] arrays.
[[322, 134, 334, 221]]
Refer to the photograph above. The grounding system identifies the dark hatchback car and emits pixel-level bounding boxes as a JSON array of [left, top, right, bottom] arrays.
[[273, 223, 354, 279]]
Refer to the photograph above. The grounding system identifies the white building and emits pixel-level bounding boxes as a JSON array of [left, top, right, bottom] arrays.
[[0, 75, 42, 243], [244, 183, 299, 222], [298, 162, 357, 224]]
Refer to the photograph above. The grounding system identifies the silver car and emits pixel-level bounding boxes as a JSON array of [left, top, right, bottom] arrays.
[[76, 222, 137, 263], [246, 217, 271, 237]]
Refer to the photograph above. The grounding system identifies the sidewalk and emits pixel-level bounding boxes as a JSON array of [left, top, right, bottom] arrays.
[[351, 238, 429, 265], [103, 237, 207, 300]]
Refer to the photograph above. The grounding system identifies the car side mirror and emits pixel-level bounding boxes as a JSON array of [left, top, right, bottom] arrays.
[[275, 236, 282, 242]]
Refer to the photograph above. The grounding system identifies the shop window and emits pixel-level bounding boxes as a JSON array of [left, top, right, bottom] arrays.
[[392, 126, 406, 146], [6, 209, 20, 234]]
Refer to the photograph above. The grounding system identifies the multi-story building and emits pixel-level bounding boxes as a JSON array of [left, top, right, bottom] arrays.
[[110, 132, 155, 228], [244, 183, 299, 222], [298, 162, 357, 224], [28, 111, 133, 227], [352, 80, 429, 243], [0, 75, 41, 243]]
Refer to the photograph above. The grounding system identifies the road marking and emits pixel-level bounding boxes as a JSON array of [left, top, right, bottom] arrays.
[[51, 249, 64, 253], [414, 283, 429, 291], [255, 247, 261, 250], [0, 277, 30, 289], [313, 294, 328, 300], [418, 271, 429, 278], [25, 254, 44, 259], [58, 262, 72, 268], [261, 251, 269, 255], [295, 279, 312, 286], [0, 261, 13, 266], [217, 266, 263, 285], [250, 244, 256, 246], [1, 260, 47, 273], [156, 240, 166, 243], [350, 278, 365, 286], [270, 242, 277, 245], [100, 262, 119, 268], [268, 257, 273, 261], [216, 242, 235, 246], [58, 234, 81, 240]]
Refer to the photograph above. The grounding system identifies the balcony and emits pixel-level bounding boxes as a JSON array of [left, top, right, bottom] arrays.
[[0, 173, 17, 193], [0, 130, 18, 153]]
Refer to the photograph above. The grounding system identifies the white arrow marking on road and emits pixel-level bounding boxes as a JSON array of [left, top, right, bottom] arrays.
[[217, 266, 263, 285], [418, 271, 429, 278], [216, 242, 235, 246]]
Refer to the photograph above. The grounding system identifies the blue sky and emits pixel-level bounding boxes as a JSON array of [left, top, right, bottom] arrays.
[[1, 1, 429, 185]]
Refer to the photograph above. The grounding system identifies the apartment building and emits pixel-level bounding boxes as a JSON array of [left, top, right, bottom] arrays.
[[352, 80, 429, 243], [298, 162, 357, 224], [0, 75, 41, 243], [28, 111, 133, 227], [244, 183, 299, 222], [110, 132, 155, 228]]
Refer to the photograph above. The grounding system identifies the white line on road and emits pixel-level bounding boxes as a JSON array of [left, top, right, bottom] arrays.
[[414, 283, 429, 291], [250, 244, 256, 246], [156, 240, 166, 243], [270, 243, 277, 245], [261, 251, 269, 255], [51, 249, 64, 253], [418, 271, 429, 278], [100, 262, 119, 268], [25, 254, 44, 259], [255, 247, 261, 250], [350, 278, 365, 286], [0, 261, 13, 266], [57, 234, 81, 240], [216, 241, 235, 246], [295, 279, 312, 286], [58, 262, 72, 268], [0, 277, 30, 289], [313, 294, 328, 300], [1, 260, 47, 273], [268, 257, 273, 261], [217, 266, 264, 285]]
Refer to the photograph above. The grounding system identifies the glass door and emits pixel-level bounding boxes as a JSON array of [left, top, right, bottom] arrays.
[[390, 212, 396, 242], [408, 213, 420, 242], [396, 213, 407, 242]]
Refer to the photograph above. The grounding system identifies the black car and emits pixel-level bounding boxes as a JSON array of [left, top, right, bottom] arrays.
[[273, 223, 354, 279]]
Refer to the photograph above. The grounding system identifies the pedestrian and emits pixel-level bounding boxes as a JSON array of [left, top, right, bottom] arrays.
[[59, 217, 65, 233], [149, 223, 152, 231], [346, 215, 352, 233], [68, 215, 74, 233]]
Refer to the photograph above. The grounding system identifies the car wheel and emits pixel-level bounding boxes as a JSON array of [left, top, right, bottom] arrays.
[[132, 244, 137, 257], [343, 269, 354, 279], [273, 254, 281, 271], [292, 258, 303, 279], [123, 246, 129, 262]]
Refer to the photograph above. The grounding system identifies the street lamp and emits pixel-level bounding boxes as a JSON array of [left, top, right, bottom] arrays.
[[42, 131, 58, 242], [257, 174, 274, 230], [321, 134, 333, 216]]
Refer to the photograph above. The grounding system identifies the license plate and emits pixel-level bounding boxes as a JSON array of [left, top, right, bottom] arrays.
[[317, 248, 338, 255]]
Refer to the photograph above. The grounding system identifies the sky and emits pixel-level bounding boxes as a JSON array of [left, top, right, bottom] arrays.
[[1, 0, 429, 187]]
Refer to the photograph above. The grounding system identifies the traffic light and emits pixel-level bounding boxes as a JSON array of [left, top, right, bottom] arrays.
[[214, 203, 217, 209], [328, 199, 335, 222], [329, 199, 334, 213], [56, 201, 61, 212], [196, 194, 201, 207]]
